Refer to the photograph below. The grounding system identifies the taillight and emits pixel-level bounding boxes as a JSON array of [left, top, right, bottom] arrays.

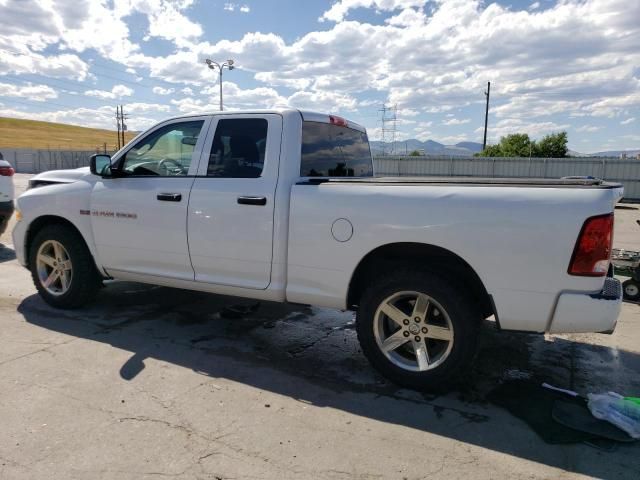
[[0, 166, 14, 176], [329, 115, 348, 127], [568, 213, 614, 276]]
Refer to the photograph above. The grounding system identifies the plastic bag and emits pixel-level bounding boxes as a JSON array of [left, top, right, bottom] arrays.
[[587, 392, 640, 439]]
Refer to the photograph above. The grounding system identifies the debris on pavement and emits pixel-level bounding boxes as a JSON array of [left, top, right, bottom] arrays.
[[489, 380, 636, 446], [588, 392, 640, 439]]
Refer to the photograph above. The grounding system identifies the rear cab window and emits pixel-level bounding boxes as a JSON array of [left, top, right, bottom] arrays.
[[300, 121, 374, 177]]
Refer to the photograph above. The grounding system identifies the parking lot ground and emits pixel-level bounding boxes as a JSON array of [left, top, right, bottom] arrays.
[[0, 174, 639, 479]]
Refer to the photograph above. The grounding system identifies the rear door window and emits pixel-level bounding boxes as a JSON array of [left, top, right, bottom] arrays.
[[301, 121, 373, 177], [206, 118, 268, 178]]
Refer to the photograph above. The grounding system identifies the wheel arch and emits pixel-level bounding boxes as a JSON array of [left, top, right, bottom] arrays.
[[25, 215, 99, 273], [347, 242, 495, 319]]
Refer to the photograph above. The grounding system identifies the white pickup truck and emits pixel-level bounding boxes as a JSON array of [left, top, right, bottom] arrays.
[[12, 109, 624, 390]]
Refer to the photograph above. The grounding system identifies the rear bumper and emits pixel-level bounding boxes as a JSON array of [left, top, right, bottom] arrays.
[[0, 200, 14, 236], [548, 277, 622, 334]]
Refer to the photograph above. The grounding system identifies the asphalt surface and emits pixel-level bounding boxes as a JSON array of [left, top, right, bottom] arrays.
[[1, 173, 639, 479]]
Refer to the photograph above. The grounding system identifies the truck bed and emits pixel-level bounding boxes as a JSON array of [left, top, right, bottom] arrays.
[[299, 176, 621, 189]]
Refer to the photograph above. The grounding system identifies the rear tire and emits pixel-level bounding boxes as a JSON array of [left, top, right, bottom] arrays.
[[623, 279, 640, 302], [29, 224, 102, 309], [356, 269, 480, 391]]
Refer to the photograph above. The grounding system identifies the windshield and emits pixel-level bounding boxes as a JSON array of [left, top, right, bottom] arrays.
[[300, 121, 373, 177]]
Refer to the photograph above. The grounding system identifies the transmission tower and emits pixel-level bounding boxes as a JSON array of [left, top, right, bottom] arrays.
[[379, 104, 398, 156]]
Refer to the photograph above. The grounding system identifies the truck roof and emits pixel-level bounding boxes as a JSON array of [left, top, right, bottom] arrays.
[[161, 109, 367, 133]]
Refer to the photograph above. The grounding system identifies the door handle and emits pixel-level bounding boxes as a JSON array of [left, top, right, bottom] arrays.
[[237, 196, 267, 206], [157, 193, 182, 202]]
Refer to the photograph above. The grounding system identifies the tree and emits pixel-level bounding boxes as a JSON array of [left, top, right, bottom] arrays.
[[409, 150, 422, 156], [475, 131, 569, 158], [536, 131, 568, 158], [476, 133, 534, 157]]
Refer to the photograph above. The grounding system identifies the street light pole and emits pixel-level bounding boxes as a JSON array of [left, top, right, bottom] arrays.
[[219, 67, 223, 112], [205, 59, 235, 111]]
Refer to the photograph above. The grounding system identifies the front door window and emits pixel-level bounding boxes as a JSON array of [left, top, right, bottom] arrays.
[[120, 121, 204, 176]]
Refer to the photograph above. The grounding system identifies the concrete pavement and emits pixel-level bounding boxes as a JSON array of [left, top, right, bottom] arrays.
[[0, 174, 638, 479]]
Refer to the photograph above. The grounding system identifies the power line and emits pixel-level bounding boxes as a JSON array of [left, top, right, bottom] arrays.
[[1, 73, 168, 107], [0, 96, 111, 113], [0, 47, 177, 90]]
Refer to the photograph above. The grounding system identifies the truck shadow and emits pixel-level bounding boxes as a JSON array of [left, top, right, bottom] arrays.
[[0, 244, 16, 263], [18, 281, 640, 478]]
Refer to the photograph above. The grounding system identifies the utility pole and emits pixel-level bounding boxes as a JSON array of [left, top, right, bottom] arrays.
[[482, 81, 491, 151], [120, 105, 129, 148], [115, 107, 121, 150]]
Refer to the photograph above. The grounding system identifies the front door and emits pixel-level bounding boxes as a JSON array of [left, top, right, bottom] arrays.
[[91, 117, 210, 280], [188, 114, 282, 289]]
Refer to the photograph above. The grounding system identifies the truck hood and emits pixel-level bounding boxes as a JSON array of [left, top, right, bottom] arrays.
[[30, 166, 92, 185]]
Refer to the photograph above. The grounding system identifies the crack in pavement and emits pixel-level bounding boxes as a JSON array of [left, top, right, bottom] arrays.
[[0, 336, 80, 368]]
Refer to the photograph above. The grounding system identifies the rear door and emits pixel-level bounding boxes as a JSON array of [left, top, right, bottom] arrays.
[[91, 117, 210, 280], [187, 114, 282, 289]]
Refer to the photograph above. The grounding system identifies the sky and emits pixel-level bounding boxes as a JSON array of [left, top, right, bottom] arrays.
[[0, 0, 638, 153]]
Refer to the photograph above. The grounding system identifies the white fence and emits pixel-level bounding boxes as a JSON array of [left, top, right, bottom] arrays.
[[2, 149, 639, 201], [2, 149, 104, 174], [374, 156, 640, 201]]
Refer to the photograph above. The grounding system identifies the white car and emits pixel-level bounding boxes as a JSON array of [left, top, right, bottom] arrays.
[[12, 110, 624, 390], [0, 156, 15, 236]]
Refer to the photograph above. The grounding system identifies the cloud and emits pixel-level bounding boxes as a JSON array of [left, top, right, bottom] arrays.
[[0, 82, 58, 101], [620, 117, 636, 125], [319, 0, 424, 22], [0, 104, 117, 130], [287, 90, 358, 112], [85, 84, 134, 99], [174, 81, 287, 113], [224, 3, 250, 13], [153, 86, 176, 95], [0, 49, 89, 81], [192, 0, 639, 123], [442, 118, 470, 126], [575, 125, 602, 133], [126, 102, 171, 113]]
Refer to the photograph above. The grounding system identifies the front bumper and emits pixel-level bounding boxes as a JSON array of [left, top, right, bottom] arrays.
[[11, 215, 27, 267], [0, 200, 14, 237], [548, 277, 622, 334]]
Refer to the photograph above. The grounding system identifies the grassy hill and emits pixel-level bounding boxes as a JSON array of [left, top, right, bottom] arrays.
[[0, 117, 137, 151]]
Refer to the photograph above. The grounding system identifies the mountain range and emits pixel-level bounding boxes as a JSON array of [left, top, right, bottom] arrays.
[[370, 139, 483, 157], [370, 139, 640, 158]]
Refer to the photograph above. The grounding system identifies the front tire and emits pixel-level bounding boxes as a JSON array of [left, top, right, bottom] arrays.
[[29, 225, 102, 309], [356, 269, 480, 391]]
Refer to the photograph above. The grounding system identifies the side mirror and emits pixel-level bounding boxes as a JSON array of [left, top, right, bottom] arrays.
[[90, 154, 113, 177]]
